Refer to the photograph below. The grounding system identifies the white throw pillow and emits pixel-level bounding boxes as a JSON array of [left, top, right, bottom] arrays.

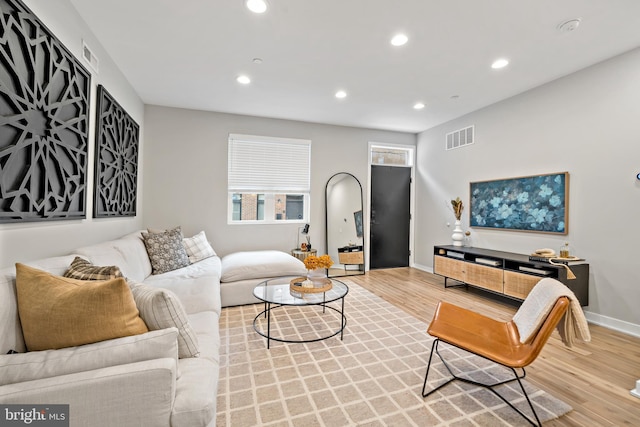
[[0, 328, 179, 386], [129, 282, 200, 358], [183, 231, 216, 263]]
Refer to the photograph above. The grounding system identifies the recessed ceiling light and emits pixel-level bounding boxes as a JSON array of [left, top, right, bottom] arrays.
[[557, 18, 581, 33], [335, 90, 347, 99], [413, 102, 425, 110], [491, 58, 509, 69], [236, 75, 251, 84], [246, 0, 267, 14], [391, 33, 408, 47], [252, 57, 263, 64]]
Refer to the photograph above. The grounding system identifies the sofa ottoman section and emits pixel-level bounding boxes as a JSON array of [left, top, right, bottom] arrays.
[[220, 250, 307, 307]]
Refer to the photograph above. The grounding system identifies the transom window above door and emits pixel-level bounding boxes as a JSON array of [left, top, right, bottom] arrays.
[[370, 145, 414, 166]]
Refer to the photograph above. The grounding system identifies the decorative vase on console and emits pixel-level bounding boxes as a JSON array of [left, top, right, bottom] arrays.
[[463, 230, 472, 247], [452, 221, 464, 247], [450, 197, 464, 247]]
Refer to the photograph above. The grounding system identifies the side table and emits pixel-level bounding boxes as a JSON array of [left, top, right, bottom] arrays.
[[291, 248, 317, 261]]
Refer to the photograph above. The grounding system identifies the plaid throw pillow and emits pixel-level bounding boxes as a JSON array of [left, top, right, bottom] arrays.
[[182, 231, 216, 263], [63, 257, 123, 281]]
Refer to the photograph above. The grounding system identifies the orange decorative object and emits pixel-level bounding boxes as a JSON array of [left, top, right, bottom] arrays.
[[303, 255, 333, 270]]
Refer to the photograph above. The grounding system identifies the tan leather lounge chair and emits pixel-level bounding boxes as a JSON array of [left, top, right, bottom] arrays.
[[421, 277, 590, 426]]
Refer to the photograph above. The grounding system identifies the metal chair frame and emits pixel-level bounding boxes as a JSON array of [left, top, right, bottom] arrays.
[[422, 337, 541, 426]]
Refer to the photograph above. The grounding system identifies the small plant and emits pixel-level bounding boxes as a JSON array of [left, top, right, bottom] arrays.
[[451, 197, 464, 220]]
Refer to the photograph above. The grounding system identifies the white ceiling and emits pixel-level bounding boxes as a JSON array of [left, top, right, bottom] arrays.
[[70, 0, 640, 133]]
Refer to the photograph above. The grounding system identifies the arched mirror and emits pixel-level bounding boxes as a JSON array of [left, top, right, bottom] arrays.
[[325, 172, 365, 277]]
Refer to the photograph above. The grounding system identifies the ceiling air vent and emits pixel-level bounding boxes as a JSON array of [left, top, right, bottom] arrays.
[[82, 40, 99, 73], [445, 125, 474, 150]]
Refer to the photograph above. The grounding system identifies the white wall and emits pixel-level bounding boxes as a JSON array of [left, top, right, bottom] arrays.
[[0, 0, 145, 268], [142, 106, 415, 257], [415, 48, 640, 334]]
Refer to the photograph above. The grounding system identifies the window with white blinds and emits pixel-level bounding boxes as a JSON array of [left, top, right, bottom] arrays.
[[228, 134, 311, 223]]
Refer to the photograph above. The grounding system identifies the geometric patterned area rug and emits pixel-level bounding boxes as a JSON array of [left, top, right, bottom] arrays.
[[216, 281, 571, 426]]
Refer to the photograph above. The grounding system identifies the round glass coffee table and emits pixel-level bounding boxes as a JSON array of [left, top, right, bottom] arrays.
[[253, 276, 349, 349]]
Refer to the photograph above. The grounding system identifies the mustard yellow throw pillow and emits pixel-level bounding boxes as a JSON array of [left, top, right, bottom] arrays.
[[15, 263, 148, 351]]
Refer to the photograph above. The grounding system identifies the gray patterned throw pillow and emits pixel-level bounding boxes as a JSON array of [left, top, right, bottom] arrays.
[[142, 228, 190, 274]]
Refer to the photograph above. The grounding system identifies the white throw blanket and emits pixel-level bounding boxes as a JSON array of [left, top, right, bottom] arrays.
[[513, 278, 591, 347]]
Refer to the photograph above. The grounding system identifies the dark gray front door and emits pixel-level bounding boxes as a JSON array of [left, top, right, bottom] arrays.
[[370, 165, 411, 269]]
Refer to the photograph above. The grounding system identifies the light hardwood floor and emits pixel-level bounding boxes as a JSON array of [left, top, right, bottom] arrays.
[[347, 267, 640, 426]]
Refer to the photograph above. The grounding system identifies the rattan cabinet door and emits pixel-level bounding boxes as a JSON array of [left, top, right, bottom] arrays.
[[504, 270, 541, 300], [434, 256, 466, 282], [465, 263, 503, 293], [339, 252, 364, 265]]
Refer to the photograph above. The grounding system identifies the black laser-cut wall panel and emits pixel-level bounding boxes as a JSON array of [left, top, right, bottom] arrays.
[[93, 85, 139, 218], [0, 0, 91, 223]]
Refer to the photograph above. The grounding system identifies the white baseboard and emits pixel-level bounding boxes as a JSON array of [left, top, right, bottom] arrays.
[[631, 380, 640, 399], [412, 263, 433, 274], [409, 263, 640, 339], [583, 311, 640, 339]]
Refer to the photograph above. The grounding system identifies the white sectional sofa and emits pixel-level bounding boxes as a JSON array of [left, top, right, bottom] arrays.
[[0, 230, 306, 427]]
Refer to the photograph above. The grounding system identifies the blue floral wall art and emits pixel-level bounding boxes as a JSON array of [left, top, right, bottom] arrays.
[[470, 172, 569, 234]]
